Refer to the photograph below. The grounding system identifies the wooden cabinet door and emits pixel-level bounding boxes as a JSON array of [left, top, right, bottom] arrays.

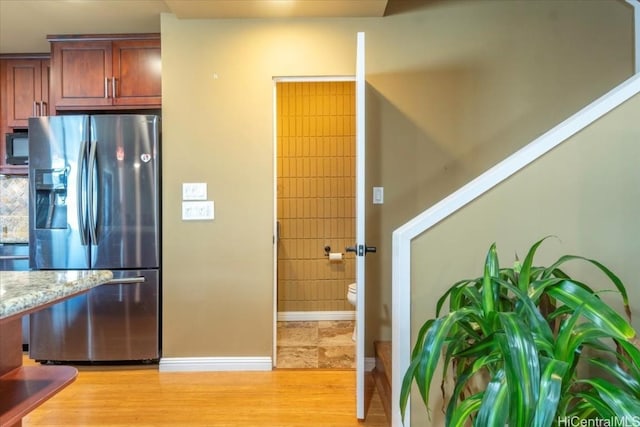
[[50, 41, 113, 108], [0, 60, 8, 172], [112, 39, 161, 107], [5, 59, 48, 128]]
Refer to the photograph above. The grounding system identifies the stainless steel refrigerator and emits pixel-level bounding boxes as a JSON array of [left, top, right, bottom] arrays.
[[28, 114, 160, 363]]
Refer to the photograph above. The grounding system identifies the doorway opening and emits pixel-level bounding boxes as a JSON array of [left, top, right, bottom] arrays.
[[273, 78, 356, 369]]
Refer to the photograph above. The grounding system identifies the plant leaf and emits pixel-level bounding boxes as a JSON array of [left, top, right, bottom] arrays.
[[544, 254, 631, 320], [555, 302, 589, 361], [453, 333, 498, 359], [482, 243, 499, 315], [517, 236, 553, 293], [573, 392, 615, 419], [403, 308, 481, 421], [435, 278, 480, 317], [579, 377, 640, 417], [448, 393, 484, 427], [616, 339, 640, 379], [547, 280, 635, 340], [497, 312, 540, 426], [474, 369, 509, 427], [557, 322, 611, 371], [588, 357, 640, 396], [528, 277, 564, 302], [494, 276, 555, 350], [531, 357, 568, 427], [411, 319, 435, 360], [399, 355, 421, 423], [446, 352, 503, 424]]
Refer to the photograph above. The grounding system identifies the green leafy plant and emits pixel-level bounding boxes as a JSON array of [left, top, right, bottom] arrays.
[[400, 237, 640, 426]]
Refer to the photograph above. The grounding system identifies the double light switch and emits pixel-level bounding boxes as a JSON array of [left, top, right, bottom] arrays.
[[182, 183, 214, 220]]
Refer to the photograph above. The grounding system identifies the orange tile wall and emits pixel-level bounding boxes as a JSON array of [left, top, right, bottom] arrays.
[[276, 81, 355, 312]]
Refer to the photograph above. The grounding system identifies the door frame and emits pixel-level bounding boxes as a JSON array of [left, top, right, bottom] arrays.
[[271, 75, 356, 367]]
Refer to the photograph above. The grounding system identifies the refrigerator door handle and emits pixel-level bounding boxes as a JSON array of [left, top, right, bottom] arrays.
[[0, 255, 30, 260], [77, 139, 88, 246], [87, 140, 99, 244], [105, 277, 147, 285]]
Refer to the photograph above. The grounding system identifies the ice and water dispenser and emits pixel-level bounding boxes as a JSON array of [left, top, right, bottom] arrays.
[[34, 168, 68, 229]]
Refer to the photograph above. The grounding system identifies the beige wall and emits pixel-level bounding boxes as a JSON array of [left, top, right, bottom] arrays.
[[409, 91, 640, 426], [277, 81, 356, 312], [160, 1, 633, 358]]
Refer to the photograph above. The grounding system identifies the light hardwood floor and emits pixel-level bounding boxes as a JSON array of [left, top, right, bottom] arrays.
[[22, 356, 388, 427]]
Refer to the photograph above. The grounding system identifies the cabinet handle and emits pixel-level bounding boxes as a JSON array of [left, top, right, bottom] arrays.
[[33, 101, 46, 116], [112, 77, 116, 98], [104, 77, 109, 98]]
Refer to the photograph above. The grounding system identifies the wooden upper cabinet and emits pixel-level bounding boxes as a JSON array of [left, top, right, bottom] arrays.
[[49, 34, 161, 110], [5, 57, 50, 128], [0, 54, 48, 174], [112, 39, 161, 106], [50, 40, 112, 108]]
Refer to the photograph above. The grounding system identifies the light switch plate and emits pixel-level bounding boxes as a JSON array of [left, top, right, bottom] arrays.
[[182, 201, 215, 220], [373, 187, 384, 204], [182, 183, 207, 201]]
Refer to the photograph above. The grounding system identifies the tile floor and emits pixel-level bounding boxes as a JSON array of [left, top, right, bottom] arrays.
[[276, 320, 355, 369]]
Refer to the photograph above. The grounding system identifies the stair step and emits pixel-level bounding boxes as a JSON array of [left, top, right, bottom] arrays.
[[373, 340, 391, 425]]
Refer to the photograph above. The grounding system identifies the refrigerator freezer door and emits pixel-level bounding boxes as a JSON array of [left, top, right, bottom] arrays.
[[29, 116, 91, 269], [28, 291, 92, 361], [89, 115, 160, 270], [29, 269, 160, 362]]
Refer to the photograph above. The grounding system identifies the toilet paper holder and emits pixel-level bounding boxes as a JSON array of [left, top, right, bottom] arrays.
[[324, 246, 344, 261]]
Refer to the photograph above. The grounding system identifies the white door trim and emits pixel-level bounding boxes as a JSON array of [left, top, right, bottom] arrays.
[[273, 75, 355, 83], [354, 31, 366, 420]]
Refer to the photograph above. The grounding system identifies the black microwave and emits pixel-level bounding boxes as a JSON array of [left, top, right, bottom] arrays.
[[5, 133, 29, 165]]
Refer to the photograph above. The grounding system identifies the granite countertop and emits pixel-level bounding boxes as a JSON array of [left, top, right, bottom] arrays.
[[0, 270, 113, 322]]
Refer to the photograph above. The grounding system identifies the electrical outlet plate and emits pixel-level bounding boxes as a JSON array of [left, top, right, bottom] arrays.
[[182, 201, 214, 220]]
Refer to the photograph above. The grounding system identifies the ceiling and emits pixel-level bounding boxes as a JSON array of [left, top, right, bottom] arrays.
[[0, 0, 394, 54]]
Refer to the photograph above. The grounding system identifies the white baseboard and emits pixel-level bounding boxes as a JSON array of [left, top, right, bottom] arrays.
[[365, 357, 376, 372], [277, 310, 356, 321], [159, 356, 273, 372], [159, 356, 375, 373]]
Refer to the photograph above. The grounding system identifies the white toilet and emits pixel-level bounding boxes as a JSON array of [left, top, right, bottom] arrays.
[[347, 283, 357, 341]]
